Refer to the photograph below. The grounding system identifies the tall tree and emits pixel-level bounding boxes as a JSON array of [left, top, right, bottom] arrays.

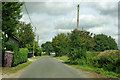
[[2, 2, 23, 36], [68, 29, 95, 64], [17, 22, 35, 48], [52, 33, 70, 57]]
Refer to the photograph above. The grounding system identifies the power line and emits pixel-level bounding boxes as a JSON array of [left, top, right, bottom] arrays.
[[71, 3, 77, 29], [23, 2, 37, 57], [24, 2, 35, 29]]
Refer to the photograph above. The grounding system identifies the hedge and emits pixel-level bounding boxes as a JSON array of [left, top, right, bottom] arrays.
[[92, 50, 120, 73], [12, 48, 29, 66]]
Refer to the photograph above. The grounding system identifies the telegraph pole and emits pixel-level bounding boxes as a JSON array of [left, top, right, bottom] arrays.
[[33, 27, 36, 57], [37, 36, 39, 43], [37, 35, 39, 46], [77, 4, 79, 31]]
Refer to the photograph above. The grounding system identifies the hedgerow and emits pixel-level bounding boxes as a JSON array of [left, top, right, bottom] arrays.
[[52, 29, 119, 74], [12, 48, 29, 66]]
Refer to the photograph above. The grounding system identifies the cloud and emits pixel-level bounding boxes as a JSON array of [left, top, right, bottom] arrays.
[[80, 14, 111, 28], [96, 2, 118, 17], [53, 29, 72, 34], [54, 17, 76, 29], [87, 25, 118, 35], [22, 2, 75, 16], [20, 2, 119, 46], [83, 2, 118, 17], [54, 14, 111, 29]]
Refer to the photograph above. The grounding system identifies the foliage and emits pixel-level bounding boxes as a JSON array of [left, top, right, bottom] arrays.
[[92, 50, 120, 73], [1, 31, 7, 52], [68, 29, 95, 64], [41, 41, 53, 55], [26, 41, 42, 56], [6, 40, 18, 51], [36, 47, 42, 56], [52, 33, 70, 57], [2, 2, 24, 66], [93, 34, 118, 51], [0, 30, 2, 50], [25, 43, 33, 52], [34, 41, 42, 56], [55, 56, 120, 78], [2, 2, 23, 36], [12, 48, 29, 66], [0, 30, 2, 66], [17, 22, 35, 48]]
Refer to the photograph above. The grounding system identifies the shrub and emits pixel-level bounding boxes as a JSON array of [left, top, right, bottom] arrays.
[[92, 50, 120, 73], [68, 47, 86, 65], [12, 48, 29, 66], [34, 41, 42, 56], [68, 29, 93, 64], [36, 47, 42, 56]]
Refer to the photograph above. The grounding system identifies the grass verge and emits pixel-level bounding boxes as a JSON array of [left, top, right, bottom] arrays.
[[2, 61, 32, 74], [55, 56, 120, 78]]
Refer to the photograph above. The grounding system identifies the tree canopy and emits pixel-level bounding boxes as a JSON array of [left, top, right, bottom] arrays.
[[52, 33, 70, 57], [16, 22, 35, 48], [41, 41, 53, 55], [2, 2, 23, 36], [93, 34, 118, 51]]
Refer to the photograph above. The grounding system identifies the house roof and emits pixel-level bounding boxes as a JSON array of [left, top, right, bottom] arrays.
[[11, 36, 20, 42]]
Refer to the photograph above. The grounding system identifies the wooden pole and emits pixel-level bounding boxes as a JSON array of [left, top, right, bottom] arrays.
[[77, 4, 79, 31], [33, 27, 36, 57]]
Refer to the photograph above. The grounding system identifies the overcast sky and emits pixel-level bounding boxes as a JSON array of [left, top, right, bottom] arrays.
[[19, 0, 119, 48]]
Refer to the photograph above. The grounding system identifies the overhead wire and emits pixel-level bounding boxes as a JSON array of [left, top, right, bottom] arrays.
[[23, 2, 36, 33]]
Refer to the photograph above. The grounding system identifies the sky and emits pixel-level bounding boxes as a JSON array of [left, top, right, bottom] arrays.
[[19, 0, 120, 48]]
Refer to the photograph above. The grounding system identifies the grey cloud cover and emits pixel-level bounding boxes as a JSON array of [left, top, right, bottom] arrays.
[[20, 1, 119, 47]]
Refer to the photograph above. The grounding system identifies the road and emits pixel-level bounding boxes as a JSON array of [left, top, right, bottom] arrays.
[[19, 57, 88, 78]]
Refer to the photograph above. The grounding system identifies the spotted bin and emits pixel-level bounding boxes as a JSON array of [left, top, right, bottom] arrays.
[[4, 51, 14, 67]]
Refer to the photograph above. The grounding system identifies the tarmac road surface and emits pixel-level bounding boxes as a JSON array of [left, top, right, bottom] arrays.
[[19, 57, 88, 78]]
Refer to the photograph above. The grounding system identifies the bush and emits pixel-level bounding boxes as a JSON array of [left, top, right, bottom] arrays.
[[92, 50, 120, 73], [68, 47, 86, 65], [34, 41, 42, 56], [12, 48, 29, 66], [85, 51, 99, 65], [36, 47, 42, 56], [68, 29, 93, 64]]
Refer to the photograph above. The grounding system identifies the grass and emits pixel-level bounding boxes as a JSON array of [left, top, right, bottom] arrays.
[[2, 61, 32, 74], [54, 56, 69, 61], [55, 56, 120, 78]]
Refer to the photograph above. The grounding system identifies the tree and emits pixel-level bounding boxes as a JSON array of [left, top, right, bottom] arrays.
[[52, 33, 70, 57], [41, 41, 53, 55], [17, 22, 35, 48], [68, 29, 95, 64], [25, 43, 33, 52], [2, 2, 23, 36], [93, 34, 118, 51], [2, 2, 23, 67]]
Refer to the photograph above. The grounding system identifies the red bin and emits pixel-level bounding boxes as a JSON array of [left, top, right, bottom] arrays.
[[4, 51, 14, 67]]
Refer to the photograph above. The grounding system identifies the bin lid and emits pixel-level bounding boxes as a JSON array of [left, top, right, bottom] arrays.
[[5, 51, 14, 54]]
